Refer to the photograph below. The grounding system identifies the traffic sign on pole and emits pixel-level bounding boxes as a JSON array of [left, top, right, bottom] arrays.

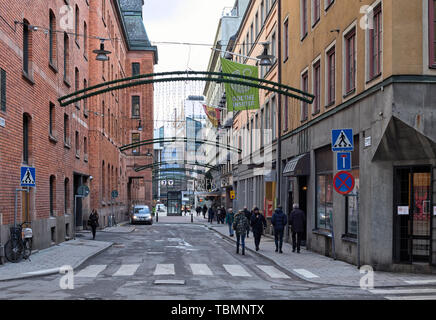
[[333, 171, 355, 195], [336, 152, 352, 171], [332, 129, 354, 151], [20, 166, 36, 187]]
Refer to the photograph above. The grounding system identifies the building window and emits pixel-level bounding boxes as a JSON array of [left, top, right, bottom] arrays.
[[301, 70, 309, 121], [429, 0, 436, 67], [344, 28, 356, 94], [132, 63, 140, 76], [265, 102, 270, 144], [64, 114, 70, 145], [23, 114, 30, 164], [75, 68, 80, 109], [261, 1, 265, 25], [312, 0, 320, 26], [271, 96, 276, 140], [260, 108, 264, 148], [132, 96, 140, 118], [326, 46, 335, 106], [1, 68, 6, 112], [313, 60, 321, 114], [316, 146, 333, 230], [64, 33, 70, 82], [283, 97, 288, 132], [325, 0, 334, 10], [50, 175, 56, 216], [64, 178, 69, 213], [83, 79, 88, 113], [283, 18, 289, 61], [83, 21, 87, 58], [49, 102, 55, 136], [49, 10, 57, 66], [255, 12, 259, 38], [301, 0, 308, 39], [84, 136, 88, 159], [102, 161, 105, 200], [369, 4, 382, 80], [75, 5, 79, 45], [271, 32, 277, 64], [102, 101, 105, 131], [75, 131, 79, 157], [132, 133, 140, 154], [23, 20, 31, 75]]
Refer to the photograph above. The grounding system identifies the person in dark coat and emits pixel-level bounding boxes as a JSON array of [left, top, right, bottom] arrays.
[[250, 207, 267, 251], [216, 206, 222, 224], [220, 206, 226, 224], [208, 206, 215, 224], [88, 209, 99, 240], [202, 204, 208, 219], [225, 208, 235, 237], [243, 207, 252, 238], [196, 206, 202, 217], [290, 203, 306, 253], [271, 205, 288, 253]]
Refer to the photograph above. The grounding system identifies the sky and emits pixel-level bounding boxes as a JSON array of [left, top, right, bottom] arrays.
[[142, 0, 237, 72], [142, 0, 237, 129]]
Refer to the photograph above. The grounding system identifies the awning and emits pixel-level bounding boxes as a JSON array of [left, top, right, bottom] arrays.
[[283, 153, 310, 177]]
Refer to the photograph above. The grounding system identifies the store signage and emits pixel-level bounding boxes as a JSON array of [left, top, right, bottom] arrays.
[[397, 206, 409, 215]]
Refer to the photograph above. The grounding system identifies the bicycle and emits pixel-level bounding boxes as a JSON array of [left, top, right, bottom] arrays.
[[4, 222, 33, 263]]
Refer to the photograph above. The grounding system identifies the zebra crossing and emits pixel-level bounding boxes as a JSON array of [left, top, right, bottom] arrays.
[[367, 286, 436, 300], [73, 263, 291, 280]]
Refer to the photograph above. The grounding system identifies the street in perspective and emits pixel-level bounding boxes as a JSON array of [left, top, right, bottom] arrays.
[[0, 0, 436, 311]]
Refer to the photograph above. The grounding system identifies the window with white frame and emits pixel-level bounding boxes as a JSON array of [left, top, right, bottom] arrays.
[[326, 44, 335, 106], [283, 17, 289, 61], [301, 0, 308, 39], [344, 27, 356, 94], [324, 0, 334, 11], [312, 0, 320, 26], [312, 59, 321, 114], [368, 3, 382, 80], [301, 69, 309, 121]]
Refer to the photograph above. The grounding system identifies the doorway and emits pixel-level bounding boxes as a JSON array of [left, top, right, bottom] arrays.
[[298, 176, 308, 245], [394, 166, 432, 264]]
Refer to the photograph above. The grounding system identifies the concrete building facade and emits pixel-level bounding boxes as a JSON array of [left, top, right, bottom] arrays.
[[279, 0, 436, 272]]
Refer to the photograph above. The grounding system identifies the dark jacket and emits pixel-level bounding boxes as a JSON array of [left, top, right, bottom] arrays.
[[202, 205, 208, 213], [290, 208, 306, 233], [243, 209, 252, 222], [196, 206, 202, 213], [208, 207, 215, 218], [89, 212, 99, 228], [271, 208, 287, 231], [250, 213, 267, 235]]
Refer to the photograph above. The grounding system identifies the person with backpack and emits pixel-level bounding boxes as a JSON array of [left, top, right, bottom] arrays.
[[225, 208, 235, 237], [233, 210, 250, 255], [271, 205, 288, 253]]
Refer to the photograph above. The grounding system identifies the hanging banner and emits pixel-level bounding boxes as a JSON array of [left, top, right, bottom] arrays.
[[202, 104, 220, 127], [220, 57, 260, 112]]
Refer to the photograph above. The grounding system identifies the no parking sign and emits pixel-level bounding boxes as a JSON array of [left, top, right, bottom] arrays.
[[333, 171, 355, 195]]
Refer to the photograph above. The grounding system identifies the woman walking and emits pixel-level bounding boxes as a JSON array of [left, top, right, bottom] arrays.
[[250, 208, 267, 251], [88, 209, 99, 240], [233, 210, 250, 255]]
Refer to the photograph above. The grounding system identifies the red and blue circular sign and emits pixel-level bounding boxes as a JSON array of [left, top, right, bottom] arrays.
[[333, 171, 355, 195]]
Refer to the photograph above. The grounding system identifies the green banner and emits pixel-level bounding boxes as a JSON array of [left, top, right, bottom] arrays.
[[220, 58, 260, 112]]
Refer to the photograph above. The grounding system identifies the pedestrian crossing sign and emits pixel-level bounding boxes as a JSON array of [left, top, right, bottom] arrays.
[[21, 166, 36, 187], [332, 129, 354, 151]]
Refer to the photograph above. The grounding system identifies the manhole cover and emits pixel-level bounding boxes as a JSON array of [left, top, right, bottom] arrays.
[[154, 280, 185, 285]]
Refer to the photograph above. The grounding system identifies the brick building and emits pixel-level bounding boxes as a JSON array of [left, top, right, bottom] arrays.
[[0, 0, 157, 256]]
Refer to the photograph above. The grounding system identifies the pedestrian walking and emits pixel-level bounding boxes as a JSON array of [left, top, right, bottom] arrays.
[[216, 206, 222, 224], [225, 208, 235, 237], [202, 204, 208, 219], [250, 208, 267, 251], [88, 209, 99, 240], [220, 206, 227, 224], [243, 207, 252, 238], [208, 206, 215, 224], [233, 210, 250, 255], [196, 206, 202, 217], [290, 203, 306, 253], [271, 205, 287, 253]]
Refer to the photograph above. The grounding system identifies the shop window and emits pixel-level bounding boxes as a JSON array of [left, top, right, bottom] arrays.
[[315, 145, 333, 230]]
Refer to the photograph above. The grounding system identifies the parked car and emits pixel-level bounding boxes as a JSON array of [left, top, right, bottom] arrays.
[[131, 205, 153, 225]]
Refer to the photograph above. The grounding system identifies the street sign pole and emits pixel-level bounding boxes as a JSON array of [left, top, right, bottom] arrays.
[[330, 211, 336, 260], [346, 192, 360, 268], [14, 188, 29, 228]]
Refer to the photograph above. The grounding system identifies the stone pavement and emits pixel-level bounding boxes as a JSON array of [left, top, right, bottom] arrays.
[[0, 238, 112, 281], [157, 214, 436, 288]]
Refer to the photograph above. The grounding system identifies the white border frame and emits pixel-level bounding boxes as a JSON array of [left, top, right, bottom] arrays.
[[311, 54, 322, 114], [324, 40, 337, 107]]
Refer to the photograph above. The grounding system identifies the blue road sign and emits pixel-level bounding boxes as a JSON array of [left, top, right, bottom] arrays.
[[337, 152, 352, 171], [21, 166, 36, 187], [332, 129, 354, 151]]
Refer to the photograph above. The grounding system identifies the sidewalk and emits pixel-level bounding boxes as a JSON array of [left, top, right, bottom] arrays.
[[158, 214, 436, 288], [0, 238, 112, 281]]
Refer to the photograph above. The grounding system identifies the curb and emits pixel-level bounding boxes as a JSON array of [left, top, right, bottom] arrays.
[[0, 241, 113, 282]]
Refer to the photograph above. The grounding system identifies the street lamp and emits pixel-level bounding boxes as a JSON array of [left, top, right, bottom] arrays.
[[93, 39, 111, 61], [211, 41, 275, 67]]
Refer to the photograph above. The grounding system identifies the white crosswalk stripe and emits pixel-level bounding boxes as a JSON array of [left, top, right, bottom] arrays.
[[369, 288, 436, 295], [223, 265, 252, 277], [256, 265, 290, 279], [385, 295, 436, 300], [75, 265, 107, 278], [154, 264, 175, 275], [367, 287, 436, 300], [113, 264, 140, 276], [190, 264, 213, 276], [293, 269, 319, 279]]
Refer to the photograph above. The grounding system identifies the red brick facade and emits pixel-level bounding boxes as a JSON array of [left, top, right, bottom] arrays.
[[0, 0, 156, 251]]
